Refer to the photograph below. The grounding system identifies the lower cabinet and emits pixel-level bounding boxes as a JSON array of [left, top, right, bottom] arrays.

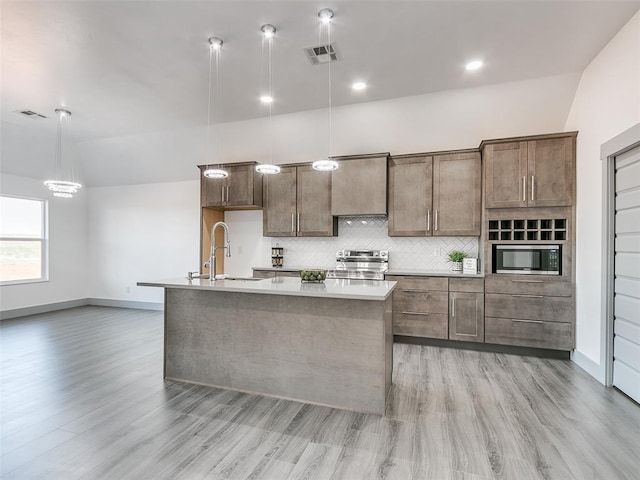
[[449, 278, 484, 342], [484, 275, 574, 350], [387, 276, 449, 339]]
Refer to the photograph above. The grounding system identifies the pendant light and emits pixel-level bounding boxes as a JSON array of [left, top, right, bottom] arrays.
[[203, 36, 228, 179], [255, 24, 281, 175], [312, 8, 338, 172], [44, 109, 82, 198]]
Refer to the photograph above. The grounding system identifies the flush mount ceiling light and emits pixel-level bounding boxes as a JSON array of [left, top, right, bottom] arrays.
[[256, 24, 281, 176], [352, 81, 367, 91], [466, 60, 483, 71], [203, 36, 228, 180], [313, 8, 339, 173], [44, 109, 82, 198]]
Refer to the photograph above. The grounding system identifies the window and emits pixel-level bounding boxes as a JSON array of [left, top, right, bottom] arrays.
[[0, 195, 48, 284]]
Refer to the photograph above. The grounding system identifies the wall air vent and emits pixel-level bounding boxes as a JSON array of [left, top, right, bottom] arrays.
[[304, 43, 339, 65], [14, 109, 48, 119]]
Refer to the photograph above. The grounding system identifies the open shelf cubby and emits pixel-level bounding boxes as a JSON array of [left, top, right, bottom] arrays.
[[488, 218, 567, 241]]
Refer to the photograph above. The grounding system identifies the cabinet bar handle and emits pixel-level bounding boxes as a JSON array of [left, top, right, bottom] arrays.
[[227, 186, 230, 202], [291, 213, 295, 233], [435, 210, 438, 231], [402, 289, 431, 293], [522, 176, 526, 202], [222, 186, 225, 202], [297, 213, 300, 233], [531, 176, 535, 202], [402, 311, 430, 316], [511, 319, 544, 324], [511, 294, 544, 298], [512, 279, 543, 283], [451, 297, 455, 317], [427, 209, 431, 232]]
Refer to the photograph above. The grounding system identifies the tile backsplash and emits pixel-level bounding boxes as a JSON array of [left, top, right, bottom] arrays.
[[272, 217, 478, 270]]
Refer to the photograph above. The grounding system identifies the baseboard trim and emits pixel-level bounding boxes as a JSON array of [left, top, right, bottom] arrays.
[[0, 298, 90, 320], [88, 298, 164, 311], [571, 349, 605, 384]]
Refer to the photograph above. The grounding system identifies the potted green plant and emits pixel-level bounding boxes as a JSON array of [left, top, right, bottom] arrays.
[[447, 250, 466, 272]]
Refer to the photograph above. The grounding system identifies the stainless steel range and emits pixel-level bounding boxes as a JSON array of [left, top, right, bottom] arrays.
[[327, 249, 389, 280]]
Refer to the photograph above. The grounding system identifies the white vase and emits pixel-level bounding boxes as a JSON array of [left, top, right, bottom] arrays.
[[451, 261, 463, 272]]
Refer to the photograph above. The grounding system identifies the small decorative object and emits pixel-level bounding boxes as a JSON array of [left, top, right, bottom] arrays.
[[300, 269, 327, 283], [447, 250, 466, 272], [463, 258, 479, 275], [271, 245, 284, 267]]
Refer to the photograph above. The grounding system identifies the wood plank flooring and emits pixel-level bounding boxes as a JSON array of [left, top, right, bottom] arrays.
[[1, 306, 638, 480]]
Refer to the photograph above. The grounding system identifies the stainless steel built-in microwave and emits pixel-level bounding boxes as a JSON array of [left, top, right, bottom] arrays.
[[493, 245, 561, 275]]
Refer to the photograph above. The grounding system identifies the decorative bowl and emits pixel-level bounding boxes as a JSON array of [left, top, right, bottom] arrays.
[[299, 269, 327, 283]]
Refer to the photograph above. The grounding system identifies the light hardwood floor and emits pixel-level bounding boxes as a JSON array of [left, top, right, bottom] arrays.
[[1, 306, 638, 480]]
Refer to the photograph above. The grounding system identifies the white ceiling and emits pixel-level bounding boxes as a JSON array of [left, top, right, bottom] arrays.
[[1, 0, 639, 184]]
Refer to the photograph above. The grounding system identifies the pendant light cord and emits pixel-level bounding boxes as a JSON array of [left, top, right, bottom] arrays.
[[269, 35, 273, 166], [206, 46, 213, 170], [328, 21, 332, 159]]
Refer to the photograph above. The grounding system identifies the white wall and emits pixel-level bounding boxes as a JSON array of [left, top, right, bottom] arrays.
[[0, 173, 89, 312], [75, 72, 581, 187], [87, 180, 200, 305], [564, 11, 640, 381]]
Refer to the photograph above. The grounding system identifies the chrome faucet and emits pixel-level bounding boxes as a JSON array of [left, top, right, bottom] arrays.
[[205, 221, 231, 281]]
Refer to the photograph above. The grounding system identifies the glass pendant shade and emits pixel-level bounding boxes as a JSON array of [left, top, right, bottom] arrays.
[[312, 159, 339, 172], [256, 164, 281, 175], [44, 109, 82, 198], [203, 168, 229, 179]]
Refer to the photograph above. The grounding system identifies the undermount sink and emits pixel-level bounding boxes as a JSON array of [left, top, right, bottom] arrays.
[[222, 277, 262, 281]]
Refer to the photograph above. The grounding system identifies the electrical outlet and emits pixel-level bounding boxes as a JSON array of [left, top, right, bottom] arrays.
[[237, 245, 243, 254]]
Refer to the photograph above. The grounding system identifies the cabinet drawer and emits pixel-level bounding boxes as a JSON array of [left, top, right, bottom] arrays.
[[485, 317, 573, 350], [485, 276, 571, 296], [252, 270, 300, 279], [485, 293, 573, 323], [386, 276, 448, 291], [393, 312, 448, 339], [449, 278, 484, 293], [393, 291, 449, 314]]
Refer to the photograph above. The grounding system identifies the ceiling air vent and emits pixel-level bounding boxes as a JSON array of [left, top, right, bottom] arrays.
[[304, 43, 339, 65], [14, 109, 48, 119]]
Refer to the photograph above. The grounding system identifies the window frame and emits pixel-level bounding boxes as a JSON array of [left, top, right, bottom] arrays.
[[0, 194, 49, 286]]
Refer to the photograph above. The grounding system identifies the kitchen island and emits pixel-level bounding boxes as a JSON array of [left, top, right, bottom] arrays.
[[137, 277, 396, 415]]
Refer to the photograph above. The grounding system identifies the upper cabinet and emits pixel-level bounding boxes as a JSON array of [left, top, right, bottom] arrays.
[[331, 154, 389, 216], [263, 165, 337, 237], [199, 163, 263, 210], [389, 151, 481, 236], [388, 156, 433, 236], [483, 133, 576, 209]]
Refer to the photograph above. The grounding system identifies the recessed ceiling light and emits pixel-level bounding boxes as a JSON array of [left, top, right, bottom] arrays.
[[318, 8, 334, 25], [260, 95, 273, 104], [466, 60, 483, 71], [352, 82, 367, 91], [261, 24, 276, 39]]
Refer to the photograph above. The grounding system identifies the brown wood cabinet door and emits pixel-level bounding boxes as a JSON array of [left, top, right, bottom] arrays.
[[449, 291, 484, 342], [225, 165, 252, 206], [296, 166, 337, 237], [484, 142, 528, 209], [433, 152, 481, 236], [331, 156, 388, 216], [528, 137, 574, 207], [263, 166, 297, 237], [388, 156, 432, 236], [202, 175, 225, 207]]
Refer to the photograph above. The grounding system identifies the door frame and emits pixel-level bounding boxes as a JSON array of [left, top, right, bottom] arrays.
[[601, 122, 640, 387]]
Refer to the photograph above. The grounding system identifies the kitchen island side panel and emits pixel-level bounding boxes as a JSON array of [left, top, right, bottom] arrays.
[[164, 288, 392, 414]]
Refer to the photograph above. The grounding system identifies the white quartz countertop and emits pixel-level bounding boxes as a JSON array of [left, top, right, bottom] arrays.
[[386, 269, 484, 278], [137, 277, 396, 301]]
